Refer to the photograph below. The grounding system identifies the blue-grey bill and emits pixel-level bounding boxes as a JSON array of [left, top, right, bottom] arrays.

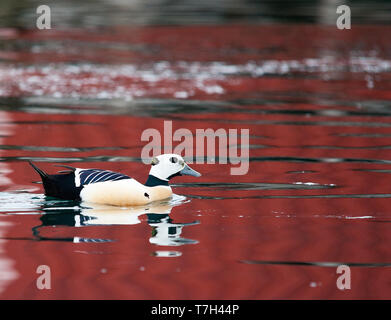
[[180, 164, 201, 177]]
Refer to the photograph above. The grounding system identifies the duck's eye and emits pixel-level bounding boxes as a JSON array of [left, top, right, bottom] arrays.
[[170, 157, 178, 163]]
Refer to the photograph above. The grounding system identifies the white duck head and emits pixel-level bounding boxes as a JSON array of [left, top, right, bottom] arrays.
[[146, 154, 201, 186]]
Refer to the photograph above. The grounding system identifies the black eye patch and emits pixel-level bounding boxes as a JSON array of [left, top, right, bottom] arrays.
[[170, 157, 178, 163]]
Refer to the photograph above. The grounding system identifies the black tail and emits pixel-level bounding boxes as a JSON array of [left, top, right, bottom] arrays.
[[29, 161, 48, 179], [28, 161, 81, 200]]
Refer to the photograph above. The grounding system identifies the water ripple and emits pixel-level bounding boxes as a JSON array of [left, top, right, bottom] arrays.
[[0, 145, 125, 152], [173, 182, 336, 190], [240, 260, 391, 268], [186, 193, 391, 200], [2, 155, 391, 164], [1, 57, 391, 100]]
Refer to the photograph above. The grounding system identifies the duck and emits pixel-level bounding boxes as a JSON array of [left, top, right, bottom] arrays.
[[29, 154, 201, 207]]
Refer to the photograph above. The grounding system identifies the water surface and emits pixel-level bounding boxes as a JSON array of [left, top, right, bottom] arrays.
[[0, 23, 391, 299]]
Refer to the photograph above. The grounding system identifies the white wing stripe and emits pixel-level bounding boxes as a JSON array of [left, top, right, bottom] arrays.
[[77, 169, 131, 186], [94, 172, 115, 183], [89, 171, 107, 183], [102, 172, 120, 181], [75, 168, 81, 187], [83, 171, 98, 184]]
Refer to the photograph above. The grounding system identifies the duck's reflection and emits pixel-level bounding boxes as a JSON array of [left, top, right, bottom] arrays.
[[148, 213, 199, 246], [32, 199, 200, 247]]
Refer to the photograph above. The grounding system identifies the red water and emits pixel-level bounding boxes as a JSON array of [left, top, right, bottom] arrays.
[[0, 25, 391, 299]]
